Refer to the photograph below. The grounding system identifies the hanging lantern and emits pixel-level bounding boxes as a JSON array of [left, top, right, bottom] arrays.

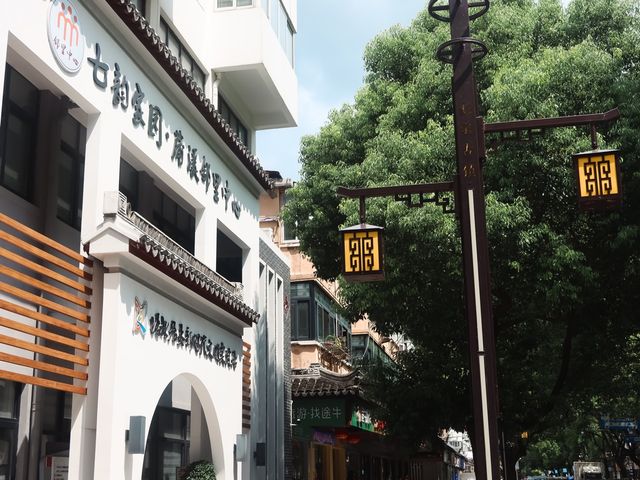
[[573, 149, 622, 211], [335, 430, 349, 441], [340, 223, 384, 282], [346, 434, 361, 444]]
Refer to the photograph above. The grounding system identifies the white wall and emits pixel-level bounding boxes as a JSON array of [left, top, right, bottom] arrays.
[[90, 272, 242, 480]]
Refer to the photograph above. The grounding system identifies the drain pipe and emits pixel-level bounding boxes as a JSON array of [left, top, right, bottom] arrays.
[[211, 72, 222, 110]]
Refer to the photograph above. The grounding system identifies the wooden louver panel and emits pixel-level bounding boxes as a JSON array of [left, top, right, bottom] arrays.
[[242, 341, 251, 431], [0, 212, 92, 395]]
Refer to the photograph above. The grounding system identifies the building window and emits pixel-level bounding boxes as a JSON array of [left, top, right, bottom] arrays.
[[57, 114, 86, 230], [152, 191, 196, 254], [266, 0, 294, 65], [281, 190, 297, 242], [131, 0, 146, 16], [159, 18, 206, 90], [0, 65, 39, 201], [142, 407, 190, 480], [216, 229, 243, 282], [218, 96, 249, 149], [119, 159, 139, 211], [292, 300, 310, 340], [0, 381, 20, 480], [217, 0, 253, 7]]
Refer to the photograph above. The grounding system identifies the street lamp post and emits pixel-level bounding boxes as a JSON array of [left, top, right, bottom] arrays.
[[337, 2, 621, 480]]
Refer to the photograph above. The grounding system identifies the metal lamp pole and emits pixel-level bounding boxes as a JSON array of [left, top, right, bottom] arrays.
[[430, 1, 501, 479]]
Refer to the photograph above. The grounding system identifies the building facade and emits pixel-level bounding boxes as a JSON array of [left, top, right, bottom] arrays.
[[260, 173, 423, 480], [0, 0, 296, 479]]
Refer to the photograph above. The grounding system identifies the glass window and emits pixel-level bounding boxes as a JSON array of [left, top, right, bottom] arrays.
[[119, 159, 139, 211], [57, 114, 86, 230], [180, 50, 193, 73], [152, 192, 195, 254], [0, 65, 39, 200], [216, 229, 243, 282], [217, 96, 250, 149], [266, 1, 294, 66], [160, 18, 206, 90], [167, 29, 180, 55], [293, 300, 309, 340], [142, 407, 190, 480], [131, 0, 146, 15], [218, 0, 252, 6], [0, 382, 18, 420], [290, 282, 309, 298]]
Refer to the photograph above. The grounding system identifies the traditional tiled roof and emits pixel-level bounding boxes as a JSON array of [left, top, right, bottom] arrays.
[[291, 364, 361, 398], [105, 0, 272, 191], [118, 196, 260, 326]]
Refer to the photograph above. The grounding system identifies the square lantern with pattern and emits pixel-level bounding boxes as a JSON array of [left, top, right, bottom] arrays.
[[340, 223, 384, 282], [573, 149, 622, 211]]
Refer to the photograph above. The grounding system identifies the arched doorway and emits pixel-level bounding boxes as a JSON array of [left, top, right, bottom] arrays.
[[141, 374, 220, 480]]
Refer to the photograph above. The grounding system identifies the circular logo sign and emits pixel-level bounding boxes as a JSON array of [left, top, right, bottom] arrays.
[[47, 0, 85, 73]]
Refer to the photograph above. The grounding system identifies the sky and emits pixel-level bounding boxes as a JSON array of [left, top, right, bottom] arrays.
[[256, 0, 427, 181]]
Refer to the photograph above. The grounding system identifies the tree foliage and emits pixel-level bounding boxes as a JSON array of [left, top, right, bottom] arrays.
[[284, 0, 640, 469]]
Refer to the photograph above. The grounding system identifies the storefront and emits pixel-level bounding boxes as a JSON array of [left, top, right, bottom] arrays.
[[291, 373, 414, 480]]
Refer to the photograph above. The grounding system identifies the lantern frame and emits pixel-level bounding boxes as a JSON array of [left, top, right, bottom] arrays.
[[573, 148, 622, 211], [340, 223, 385, 282]]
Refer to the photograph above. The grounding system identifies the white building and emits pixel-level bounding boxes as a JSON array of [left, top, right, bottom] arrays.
[[0, 0, 296, 479]]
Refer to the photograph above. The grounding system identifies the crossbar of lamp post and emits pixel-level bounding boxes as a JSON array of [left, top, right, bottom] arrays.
[[483, 108, 620, 133], [336, 182, 455, 199]]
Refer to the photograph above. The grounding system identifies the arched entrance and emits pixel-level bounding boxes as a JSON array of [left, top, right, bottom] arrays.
[[141, 374, 222, 480]]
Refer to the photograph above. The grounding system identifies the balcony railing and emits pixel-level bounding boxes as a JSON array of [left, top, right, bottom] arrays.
[[116, 192, 244, 303]]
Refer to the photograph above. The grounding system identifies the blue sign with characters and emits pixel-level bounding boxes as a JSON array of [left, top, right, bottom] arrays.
[[600, 417, 638, 430]]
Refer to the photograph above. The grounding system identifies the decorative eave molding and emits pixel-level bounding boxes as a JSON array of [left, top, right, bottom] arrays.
[[105, 0, 273, 191], [116, 194, 260, 325], [129, 240, 259, 325], [291, 364, 361, 398]]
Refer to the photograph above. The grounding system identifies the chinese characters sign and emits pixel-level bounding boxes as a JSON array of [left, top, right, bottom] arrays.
[[132, 296, 238, 370], [341, 223, 385, 282], [350, 405, 385, 433], [84, 42, 243, 218], [48, 0, 84, 73], [573, 149, 622, 211], [293, 398, 346, 427]]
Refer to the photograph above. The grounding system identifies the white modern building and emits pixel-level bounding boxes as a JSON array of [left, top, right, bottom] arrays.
[[0, 0, 296, 479]]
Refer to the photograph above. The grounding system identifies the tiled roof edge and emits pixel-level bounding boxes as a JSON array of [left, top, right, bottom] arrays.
[[105, 0, 273, 191], [129, 239, 259, 326]]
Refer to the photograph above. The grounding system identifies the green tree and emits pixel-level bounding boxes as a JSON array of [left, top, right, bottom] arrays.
[[284, 0, 640, 475]]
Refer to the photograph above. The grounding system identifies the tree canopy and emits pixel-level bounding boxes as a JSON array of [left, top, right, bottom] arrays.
[[284, 0, 640, 472]]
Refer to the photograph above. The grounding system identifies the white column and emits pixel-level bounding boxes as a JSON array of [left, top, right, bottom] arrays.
[[195, 206, 218, 270], [91, 272, 125, 480], [80, 111, 122, 244], [68, 264, 105, 480]]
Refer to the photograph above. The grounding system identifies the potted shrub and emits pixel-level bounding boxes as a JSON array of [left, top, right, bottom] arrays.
[[182, 460, 216, 480]]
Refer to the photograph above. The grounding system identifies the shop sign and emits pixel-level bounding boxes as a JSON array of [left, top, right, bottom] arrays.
[[48, 0, 85, 73], [600, 417, 638, 431], [85, 42, 243, 218], [48, 5, 244, 219], [133, 297, 238, 370], [293, 398, 346, 427], [47, 455, 69, 480], [312, 430, 335, 445], [350, 405, 385, 433]]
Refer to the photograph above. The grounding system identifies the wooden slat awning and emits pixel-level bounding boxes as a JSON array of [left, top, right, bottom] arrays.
[[242, 341, 251, 431], [0, 212, 92, 395]]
